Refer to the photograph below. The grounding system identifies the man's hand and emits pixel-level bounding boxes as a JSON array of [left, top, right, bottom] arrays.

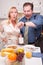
[[17, 22, 24, 28], [25, 22, 36, 27]]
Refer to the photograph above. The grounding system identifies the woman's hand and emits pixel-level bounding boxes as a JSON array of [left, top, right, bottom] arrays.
[[2, 37, 8, 44]]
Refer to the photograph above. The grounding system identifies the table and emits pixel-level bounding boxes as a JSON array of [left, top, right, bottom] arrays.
[[24, 57, 42, 65], [0, 45, 42, 65], [22, 45, 42, 65]]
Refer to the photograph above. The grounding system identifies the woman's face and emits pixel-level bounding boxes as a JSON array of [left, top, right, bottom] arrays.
[[9, 8, 18, 21]]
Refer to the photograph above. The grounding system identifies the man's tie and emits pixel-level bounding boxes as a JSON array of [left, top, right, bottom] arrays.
[[24, 26, 28, 44]]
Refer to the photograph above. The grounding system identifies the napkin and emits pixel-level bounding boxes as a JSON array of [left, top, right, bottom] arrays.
[[32, 52, 42, 58]]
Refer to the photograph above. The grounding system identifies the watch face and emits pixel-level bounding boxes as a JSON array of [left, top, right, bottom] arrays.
[[24, 23, 26, 26]]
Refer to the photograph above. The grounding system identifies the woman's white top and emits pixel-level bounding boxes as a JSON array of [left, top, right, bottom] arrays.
[[1, 20, 20, 45]]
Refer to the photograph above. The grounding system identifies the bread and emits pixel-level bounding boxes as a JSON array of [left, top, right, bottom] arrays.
[[1, 48, 14, 53], [7, 46, 17, 49]]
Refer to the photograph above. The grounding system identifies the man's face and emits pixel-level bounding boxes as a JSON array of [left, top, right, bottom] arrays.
[[23, 5, 33, 19]]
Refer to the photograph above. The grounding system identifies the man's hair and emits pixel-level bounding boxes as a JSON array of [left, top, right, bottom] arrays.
[[23, 2, 33, 10]]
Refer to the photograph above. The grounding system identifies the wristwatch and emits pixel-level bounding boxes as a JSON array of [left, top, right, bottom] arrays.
[[24, 23, 26, 26]]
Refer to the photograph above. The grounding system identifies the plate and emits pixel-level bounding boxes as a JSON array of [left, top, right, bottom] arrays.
[[5, 44, 18, 49], [24, 45, 36, 52], [24, 45, 35, 48]]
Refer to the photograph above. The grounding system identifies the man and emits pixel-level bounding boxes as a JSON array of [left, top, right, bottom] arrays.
[[19, 2, 43, 44]]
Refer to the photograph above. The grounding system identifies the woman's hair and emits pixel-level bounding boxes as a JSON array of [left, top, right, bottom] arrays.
[[23, 2, 33, 11], [8, 7, 18, 18]]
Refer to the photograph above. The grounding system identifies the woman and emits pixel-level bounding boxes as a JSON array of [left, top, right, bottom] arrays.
[[0, 7, 20, 46]]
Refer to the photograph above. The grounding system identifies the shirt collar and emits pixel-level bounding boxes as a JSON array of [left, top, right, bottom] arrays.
[[24, 14, 34, 21]]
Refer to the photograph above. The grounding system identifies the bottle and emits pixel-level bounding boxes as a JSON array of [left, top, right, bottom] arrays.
[[19, 35, 24, 45]]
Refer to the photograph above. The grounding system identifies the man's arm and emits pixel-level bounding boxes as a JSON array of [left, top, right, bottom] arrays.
[[31, 15, 43, 26], [25, 15, 43, 28]]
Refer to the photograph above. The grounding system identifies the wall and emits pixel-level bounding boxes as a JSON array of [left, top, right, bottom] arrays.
[[0, 0, 43, 18]]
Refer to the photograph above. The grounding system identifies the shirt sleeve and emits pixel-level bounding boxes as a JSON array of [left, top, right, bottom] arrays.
[[32, 15, 43, 26]]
